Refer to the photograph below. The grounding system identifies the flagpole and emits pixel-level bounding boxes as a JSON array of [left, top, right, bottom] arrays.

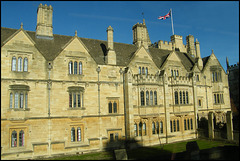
[[170, 8, 174, 35]]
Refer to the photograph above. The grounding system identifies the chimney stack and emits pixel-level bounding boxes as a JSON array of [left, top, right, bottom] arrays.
[[36, 3, 53, 39], [106, 26, 116, 65]]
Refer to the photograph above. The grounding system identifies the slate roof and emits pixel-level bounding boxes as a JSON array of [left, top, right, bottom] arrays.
[[1, 27, 198, 71]]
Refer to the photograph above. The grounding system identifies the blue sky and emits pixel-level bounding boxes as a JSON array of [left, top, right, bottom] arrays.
[[1, 1, 239, 71]]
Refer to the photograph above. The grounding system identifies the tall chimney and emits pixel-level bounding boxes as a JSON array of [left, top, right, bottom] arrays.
[[106, 26, 116, 65], [36, 4, 53, 39]]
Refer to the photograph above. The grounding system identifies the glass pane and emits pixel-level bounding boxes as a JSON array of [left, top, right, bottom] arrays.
[[113, 102, 117, 113], [146, 91, 149, 105], [108, 102, 112, 113], [25, 94, 28, 109], [77, 127, 81, 141], [74, 61, 77, 74], [77, 94, 81, 107], [20, 93, 24, 108], [141, 91, 145, 106], [134, 124, 138, 136], [183, 91, 185, 104], [10, 93, 13, 108], [12, 57, 16, 71], [115, 133, 118, 141], [15, 93, 18, 108], [69, 61, 73, 74], [150, 91, 153, 105], [19, 130, 24, 147], [23, 58, 28, 72], [69, 93, 72, 108], [152, 122, 155, 134], [18, 57, 22, 71], [71, 127, 75, 142], [79, 62, 82, 75], [11, 131, 17, 147], [73, 93, 76, 107], [154, 91, 157, 105]]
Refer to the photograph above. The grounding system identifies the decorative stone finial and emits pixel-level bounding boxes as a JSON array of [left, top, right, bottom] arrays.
[[75, 30, 77, 36], [20, 22, 23, 29]]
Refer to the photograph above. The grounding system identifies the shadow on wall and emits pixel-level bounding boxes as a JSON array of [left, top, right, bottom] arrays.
[[104, 138, 173, 160]]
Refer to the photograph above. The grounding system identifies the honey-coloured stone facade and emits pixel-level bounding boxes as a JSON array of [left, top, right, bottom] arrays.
[[1, 3, 232, 160]]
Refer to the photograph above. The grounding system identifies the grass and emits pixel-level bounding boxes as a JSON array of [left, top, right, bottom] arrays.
[[42, 139, 237, 160]]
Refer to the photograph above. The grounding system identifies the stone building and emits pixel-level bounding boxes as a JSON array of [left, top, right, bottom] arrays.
[[226, 60, 239, 115], [1, 4, 232, 159]]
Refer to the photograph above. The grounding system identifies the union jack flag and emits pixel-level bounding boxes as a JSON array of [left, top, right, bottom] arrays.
[[158, 10, 171, 20]]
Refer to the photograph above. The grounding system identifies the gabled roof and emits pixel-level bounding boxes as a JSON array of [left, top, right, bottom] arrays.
[[1, 27, 197, 70]]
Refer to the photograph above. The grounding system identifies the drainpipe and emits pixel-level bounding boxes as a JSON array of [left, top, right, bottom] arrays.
[[47, 62, 52, 157], [96, 66, 102, 149], [120, 68, 127, 140]]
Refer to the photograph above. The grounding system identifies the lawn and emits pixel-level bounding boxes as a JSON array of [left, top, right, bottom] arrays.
[[43, 139, 237, 160]]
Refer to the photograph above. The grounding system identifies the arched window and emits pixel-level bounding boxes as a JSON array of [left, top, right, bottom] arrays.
[[71, 127, 75, 142], [154, 91, 157, 105], [152, 122, 155, 134], [184, 119, 187, 130], [77, 127, 81, 141], [69, 61, 73, 74], [170, 120, 173, 132], [139, 67, 141, 74], [12, 57, 16, 71], [134, 123, 138, 136], [156, 121, 159, 134], [18, 57, 22, 71], [143, 123, 146, 136], [23, 57, 28, 72], [140, 91, 145, 106], [150, 91, 153, 105], [190, 118, 193, 130], [113, 101, 117, 113], [10, 93, 13, 108], [79, 62, 82, 75], [146, 91, 149, 105], [145, 67, 148, 76], [171, 70, 173, 77], [108, 101, 112, 113], [177, 120, 180, 131], [142, 67, 145, 74], [183, 91, 185, 104], [139, 122, 142, 136], [160, 121, 163, 133], [14, 93, 18, 108], [186, 91, 189, 104], [175, 91, 178, 104], [173, 120, 176, 132], [11, 131, 17, 147], [74, 61, 78, 74], [187, 119, 190, 130], [19, 130, 24, 147]]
